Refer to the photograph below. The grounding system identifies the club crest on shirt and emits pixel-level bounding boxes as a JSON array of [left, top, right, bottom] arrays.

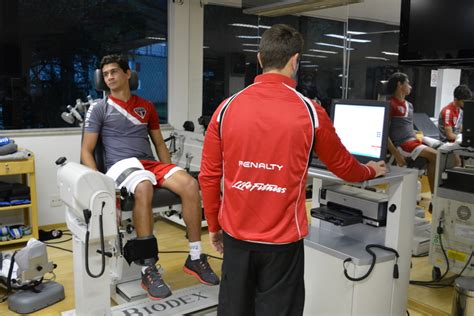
[[397, 106, 405, 115], [134, 107, 146, 119]]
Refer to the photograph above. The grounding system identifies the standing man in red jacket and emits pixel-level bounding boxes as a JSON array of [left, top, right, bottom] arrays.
[[199, 24, 386, 316]]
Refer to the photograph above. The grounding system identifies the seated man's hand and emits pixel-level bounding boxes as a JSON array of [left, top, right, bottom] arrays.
[[366, 160, 387, 178], [209, 230, 224, 254]]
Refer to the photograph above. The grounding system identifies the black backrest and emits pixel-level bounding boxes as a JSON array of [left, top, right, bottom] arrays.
[[413, 112, 440, 140], [93, 137, 107, 173]]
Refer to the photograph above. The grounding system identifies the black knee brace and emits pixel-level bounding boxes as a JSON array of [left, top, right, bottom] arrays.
[[123, 236, 158, 265]]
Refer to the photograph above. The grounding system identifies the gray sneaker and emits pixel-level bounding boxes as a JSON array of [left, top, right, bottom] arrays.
[[141, 265, 172, 300], [183, 254, 220, 285]]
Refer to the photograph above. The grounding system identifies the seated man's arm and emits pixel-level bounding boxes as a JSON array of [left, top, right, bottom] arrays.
[[81, 132, 99, 170], [149, 129, 171, 164], [443, 125, 457, 142], [388, 137, 406, 166]]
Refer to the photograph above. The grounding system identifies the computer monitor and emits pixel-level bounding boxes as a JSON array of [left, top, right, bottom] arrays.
[[461, 100, 474, 147], [330, 99, 390, 164]]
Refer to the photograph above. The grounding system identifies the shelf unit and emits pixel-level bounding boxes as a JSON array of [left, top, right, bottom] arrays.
[[0, 155, 38, 246]]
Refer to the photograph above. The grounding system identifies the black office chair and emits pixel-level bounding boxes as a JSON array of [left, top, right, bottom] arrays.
[[91, 69, 181, 211]]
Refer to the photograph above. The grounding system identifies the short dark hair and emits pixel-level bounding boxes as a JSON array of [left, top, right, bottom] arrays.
[[453, 84, 472, 101], [100, 54, 130, 73], [258, 24, 304, 70], [387, 72, 409, 95]]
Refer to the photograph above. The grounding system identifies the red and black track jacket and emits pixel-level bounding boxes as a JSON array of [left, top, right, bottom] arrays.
[[199, 73, 376, 244]]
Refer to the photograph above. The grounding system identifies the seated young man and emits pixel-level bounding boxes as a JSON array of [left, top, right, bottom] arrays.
[[439, 84, 471, 142], [386, 72, 437, 194], [81, 54, 219, 301]]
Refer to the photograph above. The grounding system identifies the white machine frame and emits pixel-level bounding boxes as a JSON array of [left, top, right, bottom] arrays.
[[304, 166, 418, 316], [57, 160, 117, 316], [429, 144, 474, 278]]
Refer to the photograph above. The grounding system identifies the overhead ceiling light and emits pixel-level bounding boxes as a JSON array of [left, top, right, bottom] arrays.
[[365, 56, 389, 61], [243, 0, 363, 17], [243, 49, 258, 53], [300, 60, 312, 63], [347, 31, 367, 35], [315, 42, 354, 50], [237, 35, 262, 39], [229, 23, 271, 29], [302, 53, 327, 58], [301, 64, 319, 67], [324, 34, 371, 43], [242, 43, 260, 47], [309, 48, 338, 54], [146, 36, 166, 41], [381, 51, 398, 56], [203, 46, 210, 49]]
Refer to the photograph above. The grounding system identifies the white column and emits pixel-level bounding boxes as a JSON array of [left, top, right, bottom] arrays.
[[168, 0, 190, 127], [167, 0, 204, 129], [188, 0, 204, 126], [434, 69, 461, 119]]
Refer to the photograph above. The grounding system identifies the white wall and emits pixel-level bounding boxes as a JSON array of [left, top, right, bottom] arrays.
[[11, 130, 82, 226], [434, 69, 461, 119]]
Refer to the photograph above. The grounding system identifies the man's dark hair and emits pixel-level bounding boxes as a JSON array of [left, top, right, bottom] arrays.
[[258, 24, 304, 70], [100, 54, 130, 72], [453, 84, 472, 101], [387, 72, 409, 95]]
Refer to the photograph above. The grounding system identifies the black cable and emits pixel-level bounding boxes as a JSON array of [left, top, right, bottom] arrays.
[[85, 202, 106, 278], [343, 244, 399, 282], [46, 245, 73, 253], [456, 251, 474, 278], [44, 237, 73, 244], [412, 253, 428, 258], [410, 218, 451, 287], [159, 250, 223, 260]]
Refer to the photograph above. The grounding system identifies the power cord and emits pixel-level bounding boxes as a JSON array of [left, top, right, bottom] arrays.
[[343, 244, 399, 282], [410, 215, 452, 287], [84, 201, 107, 278]]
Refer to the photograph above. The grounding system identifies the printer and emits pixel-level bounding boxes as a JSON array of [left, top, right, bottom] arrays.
[[311, 185, 388, 227]]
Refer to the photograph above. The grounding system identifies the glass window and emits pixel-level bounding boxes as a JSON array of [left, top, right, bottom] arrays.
[[0, 0, 168, 130], [203, 5, 345, 115]]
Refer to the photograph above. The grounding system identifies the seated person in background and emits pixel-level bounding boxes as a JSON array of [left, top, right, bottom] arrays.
[[81, 54, 219, 301], [386, 72, 437, 194], [438, 84, 472, 142]]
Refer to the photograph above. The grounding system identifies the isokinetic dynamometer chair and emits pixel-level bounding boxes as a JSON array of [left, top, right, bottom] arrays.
[[88, 69, 182, 303]]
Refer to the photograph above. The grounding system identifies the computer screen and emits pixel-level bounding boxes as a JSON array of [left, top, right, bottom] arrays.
[[461, 100, 474, 147], [330, 99, 390, 164]]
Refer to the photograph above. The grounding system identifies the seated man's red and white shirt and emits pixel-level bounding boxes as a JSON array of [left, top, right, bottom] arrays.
[[84, 95, 182, 185], [438, 101, 462, 142], [389, 96, 427, 159]]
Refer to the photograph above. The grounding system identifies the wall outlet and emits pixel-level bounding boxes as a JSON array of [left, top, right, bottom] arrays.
[[50, 194, 63, 207]]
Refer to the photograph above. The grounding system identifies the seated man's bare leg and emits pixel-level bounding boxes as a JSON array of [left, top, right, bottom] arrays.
[[418, 147, 437, 193], [161, 170, 201, 242], [133, 180, 154, 237]]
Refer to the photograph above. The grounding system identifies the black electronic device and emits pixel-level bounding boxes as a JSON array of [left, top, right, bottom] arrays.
[[461, 100, 474, 147], [311, 204, 363, 227], [399, 0, 474, 66], [329, 99, 390, 164]]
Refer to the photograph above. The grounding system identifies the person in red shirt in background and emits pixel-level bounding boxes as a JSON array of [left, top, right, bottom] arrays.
[[199, 24, 386, 316], [438, 84, 471, 142], [439, 84, 472, 167]]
